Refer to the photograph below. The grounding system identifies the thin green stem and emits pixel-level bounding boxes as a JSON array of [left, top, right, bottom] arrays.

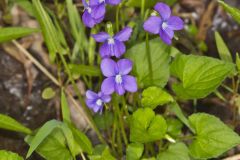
[[141, 0, 145, 18], [88, 28, 96, 66], [221, 84, 234, 93], [113, 95, 127, 156], [58, 52, 106, 144], [80, 152, 86, 160], [113, 102, 123, 157], [235, 77, 239, 93], [116, 123, 123, 157], [146, 33, 153, 83], [106, 22, 114, 36], [121, 96, 129, 116], [116, 5, 120, 32], [116, 101, 128, 145], [232, 77, 236, 93], [13, 40, 106, 144], [82, 76, 91, 89], [214, 91, 227, 102], [111, 109, 118, 152]]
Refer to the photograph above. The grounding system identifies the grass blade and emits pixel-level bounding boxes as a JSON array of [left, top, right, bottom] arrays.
[[32, 0, 64, 62], [215, 31, 233, 62], [0, 114, 32, 135], [0, 27, 39, 43]]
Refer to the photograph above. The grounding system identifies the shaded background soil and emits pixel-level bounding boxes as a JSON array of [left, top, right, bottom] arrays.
[[0, 49, 56, 159]]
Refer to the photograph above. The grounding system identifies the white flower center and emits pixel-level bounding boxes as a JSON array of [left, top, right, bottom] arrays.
[[108, 38, 115, 45], [162, 22, 168, 30], [115, 74, 123, 84], [99, 0, 105, 3], [96, 99, 103, 106], [86, 7, 92, 13], [151, 12, 157, 16]]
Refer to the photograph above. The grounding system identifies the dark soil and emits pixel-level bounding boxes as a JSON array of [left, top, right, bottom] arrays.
[[0, 49, 56, 159]]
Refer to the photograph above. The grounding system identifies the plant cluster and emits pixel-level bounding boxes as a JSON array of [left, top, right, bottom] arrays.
[[0, 0, 240, 160]]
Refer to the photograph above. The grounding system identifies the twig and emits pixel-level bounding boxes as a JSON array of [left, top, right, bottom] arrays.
[[13, 40, 106, 144], [12, 40, 60, 87]]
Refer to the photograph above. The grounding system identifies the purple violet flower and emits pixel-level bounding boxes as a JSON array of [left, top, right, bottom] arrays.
[[101, 58, 137, 95], [82, 0, 105, 28], [143, 2, 184, 45], [92, 27, 133, 58], [86, 90, 111, 113], [82, 0, 122, 28], [91, 0, 122, 6]]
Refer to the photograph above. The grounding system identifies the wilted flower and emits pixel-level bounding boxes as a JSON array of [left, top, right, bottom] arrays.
[[143, 2, 184, 45], [101, 58, 137, 95], [86, 90, 111, 113], [92, 27, 133, 58], [82, 0, 122, 28]]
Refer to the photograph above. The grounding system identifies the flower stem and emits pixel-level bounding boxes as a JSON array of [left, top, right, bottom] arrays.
[[121, 96, 129, 117], [58, 50, 106, 144], [146, 33, 153, 83], [113, 99, 123, 156], [116, 5, 120, 32], [141, 0, 145, 18], [221, 84, 234, 93], [88, 28, 96, 66], [13, 40, 106, 144], [106, 22, 114, 36], [80, 152, 86, 160], [116, 124, 123, 156], [116, 101, 128, 145], [113, 95, 128, 156], [111, 110, 117, 153]]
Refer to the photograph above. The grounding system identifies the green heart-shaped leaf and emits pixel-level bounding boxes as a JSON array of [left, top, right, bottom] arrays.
[[189, 113, 240, 159], [130, 108, 167, 143]]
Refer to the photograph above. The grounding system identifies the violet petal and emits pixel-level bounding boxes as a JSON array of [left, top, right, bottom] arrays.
[[101, 77, 115, 95], [101, 95, 111, 103], [86, 90, 98, 99], [91, 3, 106, 20], [167, 16, 184, 30], [89, 0, 99, 6], [100, 42, 111, 58], [117, 59, 133, 75], [86, 99, 96, 108], [154, 3, 171, 20], [115, 83, 125, 95], [92, 32, 110, 42], [114, 27, 133, 42], [101, 58, 118, 77], [159, 28, 172, 45], [93, 105, 102, 113], [82, 11, 96, 28], [143, 16, 162, 34], [106, 0, 121, 5], [123, 75, 137, 93], [113, 40, 126, 58]]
